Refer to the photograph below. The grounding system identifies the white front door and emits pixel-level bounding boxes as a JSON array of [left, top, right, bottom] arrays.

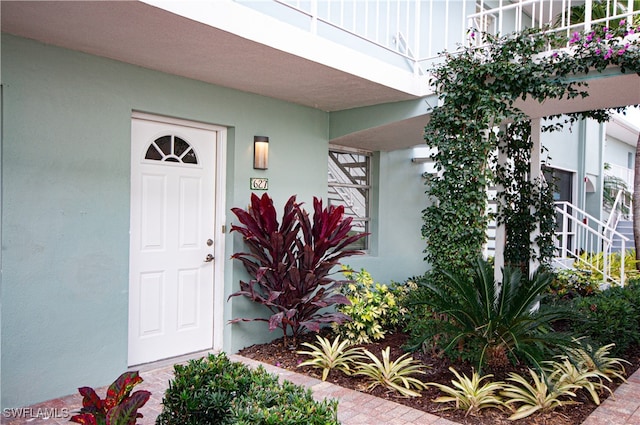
[[128, 114, 221, 365]]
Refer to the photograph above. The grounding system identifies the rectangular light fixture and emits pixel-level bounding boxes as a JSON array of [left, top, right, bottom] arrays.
[[254, 136, 269, 170]]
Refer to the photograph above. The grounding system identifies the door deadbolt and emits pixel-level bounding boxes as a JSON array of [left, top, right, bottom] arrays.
[[206, 239, 214, 246]]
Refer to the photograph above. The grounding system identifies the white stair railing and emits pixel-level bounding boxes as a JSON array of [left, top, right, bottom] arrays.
[[328, 159, 366, 225], [605, 189, 626, 239], [554, 201, 628, 286]]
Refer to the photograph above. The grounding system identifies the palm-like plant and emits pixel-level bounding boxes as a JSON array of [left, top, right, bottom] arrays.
[[297, 335, 364, 381], [428, 367, 504, 416], [409, 258, 575, 370], [355, 347, 427, 398], [501, 369, 579, 420]]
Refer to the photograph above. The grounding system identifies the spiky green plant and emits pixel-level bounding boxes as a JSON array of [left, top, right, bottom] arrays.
[[501, 369, 579, 420], [544, 358, 611, 405], [408, 258, 576, 370], [296, 335, 364, 381], [355, 347, 427, 398], [566, 341, 630, 382], [428, 367, 504, 416]]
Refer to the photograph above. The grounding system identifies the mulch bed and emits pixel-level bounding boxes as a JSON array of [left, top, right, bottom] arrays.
[[238, 330, 640, 425]]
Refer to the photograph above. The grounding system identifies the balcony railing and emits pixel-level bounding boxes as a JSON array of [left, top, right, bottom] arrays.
[[254, 0, 640, 74]]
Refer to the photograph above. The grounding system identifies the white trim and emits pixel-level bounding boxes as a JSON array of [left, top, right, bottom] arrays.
[[132, 111, 224, 133], [213, 127, 227, 352], [329, 143, 373, 155], [128, 111, 227, 359]]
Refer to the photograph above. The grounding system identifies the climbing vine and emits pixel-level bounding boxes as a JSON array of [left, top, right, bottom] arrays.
[[423, 22, 640, 279]]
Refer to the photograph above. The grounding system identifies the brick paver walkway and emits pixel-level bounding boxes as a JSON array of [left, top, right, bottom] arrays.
[[3, 354, 640, 424]]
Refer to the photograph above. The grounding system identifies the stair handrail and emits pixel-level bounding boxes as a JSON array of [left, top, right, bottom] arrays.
[[328, 159, 365, 219], [605, 188, 625, 239], [554, 201, 628, 286]]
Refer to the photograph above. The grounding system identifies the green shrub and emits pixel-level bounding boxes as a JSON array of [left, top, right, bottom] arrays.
[[570, 282, 640, 355], [156, 353, 340, 425], [334, 267, 411, 344], [548, 268, 601, 300], [575, 250, 640, 284]]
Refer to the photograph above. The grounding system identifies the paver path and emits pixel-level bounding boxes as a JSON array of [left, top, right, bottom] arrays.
[[3, 354, 640, 424]]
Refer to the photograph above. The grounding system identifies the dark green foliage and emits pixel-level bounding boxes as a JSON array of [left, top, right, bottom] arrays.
[[406, 259, 575, 370], [156, 353, 340, 425], [70, 371, 151, 425], [228, 193, 366, 346], [569, 281, 640, 356], [422, 25, 640, 282], [547, 269, 601, 300]]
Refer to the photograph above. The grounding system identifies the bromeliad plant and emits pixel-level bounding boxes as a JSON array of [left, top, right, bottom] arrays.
[[228, 193, 366, 347], [428, 367, 504, 416], [296, 334, 364, 381], [501, 369, 580, 420], [69, 371, 151, 425], [565, 340, 630, 382], [355, 347, 428, 398], [543, 357, 611, 405]]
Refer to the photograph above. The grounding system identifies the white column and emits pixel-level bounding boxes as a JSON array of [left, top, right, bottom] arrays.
[[494, 139, 507, 284], [530, 118, 542, 274]]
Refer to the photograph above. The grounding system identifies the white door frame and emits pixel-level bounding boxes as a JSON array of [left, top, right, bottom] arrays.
[[130, 111, 226, 360]]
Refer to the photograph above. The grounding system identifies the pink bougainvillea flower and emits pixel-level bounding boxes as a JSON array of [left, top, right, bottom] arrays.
[[570, 32, 581, 44], [604, 48, 613, 59]]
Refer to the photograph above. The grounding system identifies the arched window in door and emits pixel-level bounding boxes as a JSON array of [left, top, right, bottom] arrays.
[[145, 135, 198, 164]]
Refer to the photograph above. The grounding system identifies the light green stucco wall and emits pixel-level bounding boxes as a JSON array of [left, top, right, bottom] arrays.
[[1, 35, 428, 408], [605, 135, 635, 168], [542, 117, 605, 219]]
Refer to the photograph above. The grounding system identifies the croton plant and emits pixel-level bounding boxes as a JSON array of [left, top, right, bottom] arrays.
[[228, 193, 367, 347], [69, 371, 150, 425]]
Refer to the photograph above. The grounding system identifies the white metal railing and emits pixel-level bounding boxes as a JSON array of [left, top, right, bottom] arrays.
[[555, 200, 629, 286], [328, 156, 367, 232], [605, 163, 635, 190], [606, 188, 627, 235], [469, 0, 640, 41], [262, 0, 640, 74]]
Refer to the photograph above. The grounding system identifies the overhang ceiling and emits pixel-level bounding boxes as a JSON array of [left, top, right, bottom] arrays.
[[1, 0, 422, 113], [2, 1, 639, 152]]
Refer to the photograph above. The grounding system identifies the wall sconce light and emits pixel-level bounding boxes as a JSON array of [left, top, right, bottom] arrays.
[[254, 136, 269, 170]]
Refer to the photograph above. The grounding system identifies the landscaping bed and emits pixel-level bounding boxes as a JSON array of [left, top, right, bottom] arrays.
[[239, 330, 640, 425]]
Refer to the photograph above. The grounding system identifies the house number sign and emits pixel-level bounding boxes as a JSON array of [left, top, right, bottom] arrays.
[[250, 178, 269, 190]]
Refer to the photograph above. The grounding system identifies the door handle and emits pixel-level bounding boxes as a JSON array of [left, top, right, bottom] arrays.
[[204, 254, 214, 263]]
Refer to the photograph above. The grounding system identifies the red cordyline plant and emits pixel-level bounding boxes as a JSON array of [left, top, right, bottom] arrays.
[[69, 371, 150, 425], [228, 193, 367, 347]]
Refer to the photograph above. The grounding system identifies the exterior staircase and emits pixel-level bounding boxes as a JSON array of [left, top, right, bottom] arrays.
[[612, 220, 635, 252]]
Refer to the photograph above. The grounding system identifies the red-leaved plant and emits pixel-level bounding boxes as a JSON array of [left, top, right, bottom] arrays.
[[69, 371, 150, 425], [228, 193, 367, 346]]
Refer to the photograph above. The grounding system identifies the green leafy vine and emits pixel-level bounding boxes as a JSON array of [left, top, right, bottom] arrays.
[[423, 23, 640, 279]]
